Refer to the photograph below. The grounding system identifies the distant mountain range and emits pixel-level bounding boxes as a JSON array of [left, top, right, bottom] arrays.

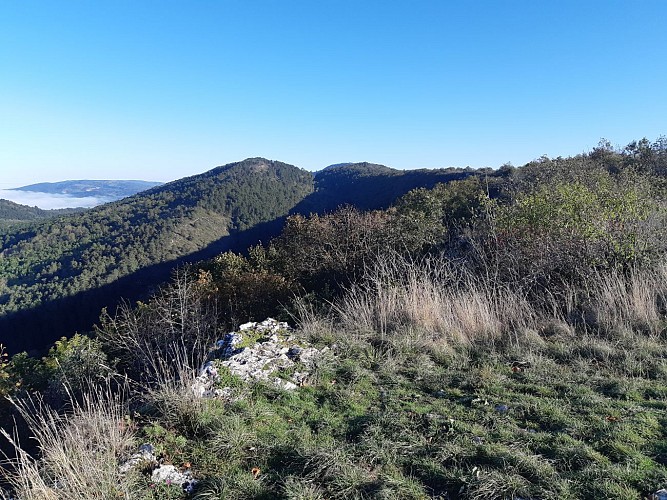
[[12, 179, 163, 200]]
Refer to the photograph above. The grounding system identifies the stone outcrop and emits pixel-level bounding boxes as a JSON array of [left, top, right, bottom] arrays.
[[121, 319, 328, 497], [119, 443, 198, 494], [118, 443, 158, 475], [193, 318, 328, 397], [151, 464, 197, 494]]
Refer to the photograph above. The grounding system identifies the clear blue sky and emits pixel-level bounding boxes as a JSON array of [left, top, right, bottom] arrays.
[[1, 0, 666, 188]]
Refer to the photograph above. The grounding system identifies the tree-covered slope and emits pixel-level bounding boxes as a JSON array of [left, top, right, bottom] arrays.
[[297, 161, 480, 213], [0, 158, 312, 351], [0, 199, 83, 227]]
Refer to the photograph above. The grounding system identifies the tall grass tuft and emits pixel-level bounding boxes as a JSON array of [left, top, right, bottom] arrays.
[[587, 265, 667, 337], [142, 342, 218, 435], [0, 380, 135, 500], [335, 253, 538, 346]]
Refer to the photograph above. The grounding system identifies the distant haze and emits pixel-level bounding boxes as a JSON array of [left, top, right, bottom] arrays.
[[0, 179, 163, 209], [0, 189, 114, 209]]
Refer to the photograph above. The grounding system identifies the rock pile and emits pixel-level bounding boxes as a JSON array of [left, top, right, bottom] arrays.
[[122, 319, 328, 495], [119, 443, 198, 494], [193, 318, 327, 397]]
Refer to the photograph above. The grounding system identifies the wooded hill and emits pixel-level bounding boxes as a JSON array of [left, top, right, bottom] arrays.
[[0, 158, 475, 353], [0, 200, 82, 228], [0, 158, 312, 352], [300, 162, 478, 213]]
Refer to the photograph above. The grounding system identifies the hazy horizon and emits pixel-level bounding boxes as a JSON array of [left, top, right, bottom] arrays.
[[0, 189, 114, 210]]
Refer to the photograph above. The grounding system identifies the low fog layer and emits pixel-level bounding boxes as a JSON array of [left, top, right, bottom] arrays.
[[0, 190, 112, 210]]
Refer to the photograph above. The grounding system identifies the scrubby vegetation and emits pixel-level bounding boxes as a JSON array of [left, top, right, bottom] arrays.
[[2, 138, 667, 498], [0, 157, 476, 353]]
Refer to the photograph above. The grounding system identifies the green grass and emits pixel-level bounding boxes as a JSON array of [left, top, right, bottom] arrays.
[[97, 327, 666, 500], [4, 313, 667, 499]]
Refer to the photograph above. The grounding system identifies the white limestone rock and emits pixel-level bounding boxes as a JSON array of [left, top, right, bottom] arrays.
[[151, 464, 198, 493], [195, 318, 329, 395], [119, 443, 158, 475]]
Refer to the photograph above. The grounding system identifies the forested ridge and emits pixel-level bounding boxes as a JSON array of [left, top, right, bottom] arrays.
[[3, 140, 667, 352], [300, 161, 478, 213], [0, 158, 312, 350], [186, 138, 667, 330], [0, 158, 482, 352], [0, 200, 82, 228]]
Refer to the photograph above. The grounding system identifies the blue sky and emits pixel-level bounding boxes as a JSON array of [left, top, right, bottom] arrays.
[[1, 0, 666, 189]]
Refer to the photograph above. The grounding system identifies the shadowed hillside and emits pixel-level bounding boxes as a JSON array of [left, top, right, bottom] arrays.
[[295, 162, 481, 214], [0, 158, 313, 350], [0, 217, 286, 354]]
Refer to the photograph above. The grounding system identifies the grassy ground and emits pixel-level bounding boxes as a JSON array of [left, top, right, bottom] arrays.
[[117, 321, 667, 500]]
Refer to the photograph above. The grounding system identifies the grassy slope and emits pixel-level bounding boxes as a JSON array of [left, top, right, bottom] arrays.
[[6, 286, 666, 499], [13, 327, 663, 500], [122, 326, 666, 500]]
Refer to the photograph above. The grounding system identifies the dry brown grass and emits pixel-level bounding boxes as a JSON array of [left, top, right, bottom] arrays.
[[334, 254, 538, 346], [142, 345, 216, 435], [587, 265, 667, 337], [333, 251, 667, 348], [0, 380, 136, 500]]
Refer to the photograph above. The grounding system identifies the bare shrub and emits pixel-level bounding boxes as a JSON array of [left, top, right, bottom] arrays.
[[97, 267, 219, 383], [0, 380, 135, 500], [271, 207, 394, 291]]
